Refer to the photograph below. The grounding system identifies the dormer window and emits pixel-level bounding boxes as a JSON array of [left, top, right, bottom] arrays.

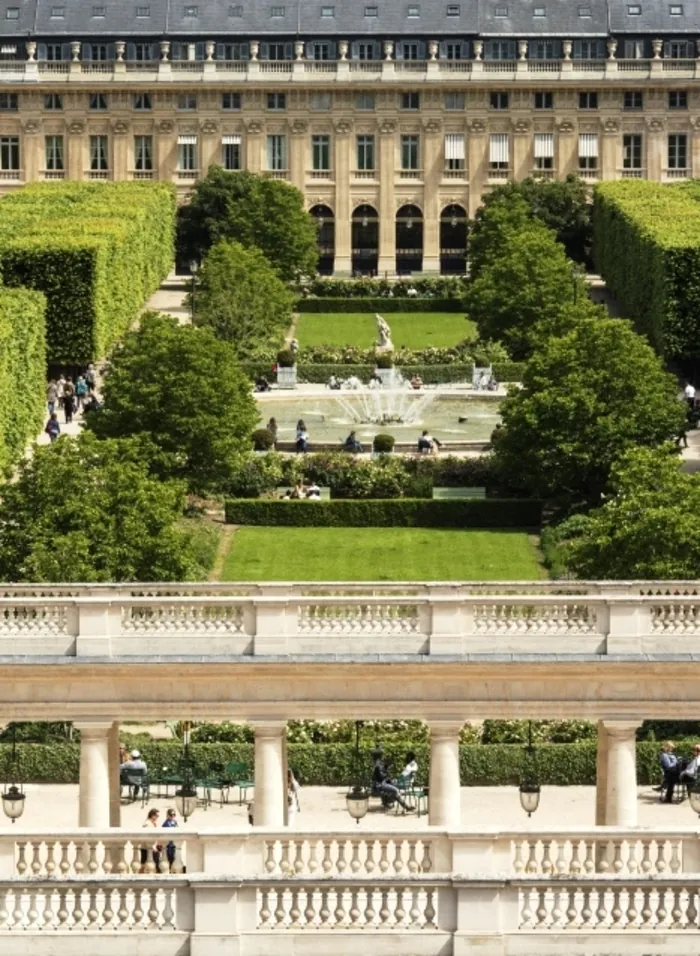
[[578, 5, 591, 14], [50, 6, 65, 16], [670, 3, 683, 12], [92, 5, 105, 15], [270, 5, 285, 14], [364, 5, 378, 15], [627, 4, 641, 13], [5, 7, 18, 17], [184, 5, 198, 16], [494, 5, 508, 17], [321, 5, 334, 14], [447, 3, 460, 14], [407, 4, 420, 15], [533, 6, 546, 15], [136, 5, 150, 15], [229, 4, 243, 14]]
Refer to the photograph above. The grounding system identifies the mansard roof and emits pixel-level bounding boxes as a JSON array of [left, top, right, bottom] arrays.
[[3, 0, 700, 39]]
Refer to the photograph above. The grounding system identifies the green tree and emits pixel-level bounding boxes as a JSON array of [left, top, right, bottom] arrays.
[[552, 446, 700, 579], [476, 175, 593, 264], [0, 434, 201, 582], [465, 221, 595, 359], [194, 239, 295, 355], [86, 313, 258, 494], [467, 194, 533, 281], [178, 167, 318, 281], [494, 318, 686, 504]]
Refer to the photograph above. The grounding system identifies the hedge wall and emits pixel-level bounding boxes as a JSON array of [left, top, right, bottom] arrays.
[[296, 297, 466, 314], [593, 181, 700, 359], [224, 498, 542, 528], [0, 287, 46, 473], [244, 363, 522, 385], [0, 182, 176, 363], [3, 740, 682, 787]]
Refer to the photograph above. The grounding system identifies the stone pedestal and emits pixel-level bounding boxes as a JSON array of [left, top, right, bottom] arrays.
[[253, 721, 286, 827], [429, 720, 463, 828], [75, 720, 113, 828], [602, 719, 641, 827]]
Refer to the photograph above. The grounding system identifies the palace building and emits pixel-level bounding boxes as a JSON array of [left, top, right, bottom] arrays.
[[0, 0, 698, 274]]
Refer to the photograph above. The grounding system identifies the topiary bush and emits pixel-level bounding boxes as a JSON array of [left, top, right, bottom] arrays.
[[374, 353, 394, 369], [252, 428, 275, 451], [276, 349, 296, 368], [0, 181, 176, 363], [373, 434, 395, 453]]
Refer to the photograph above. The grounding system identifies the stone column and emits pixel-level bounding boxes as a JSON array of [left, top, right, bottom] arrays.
[[156, 121, 176, 180], [333, 120, 352, 276], [602, 720, 641, 827], [75, 720, 113, 828], [245, 122, 263, 173], [290, 120, 307, 192], [595, 720, 608, 826], [428, 720, 463, 828], [67, 122, 86, 180], [377, 120, 396, 276], [511, 121, 532, 180], [467, 122, 487, 217], [108, 721, 121, 827], [556, 122, 577, 178], [253, 721, 286, 827], [600, 121, 621, 180], [646, 120, 665, 181], [422, 119, 442, 275]]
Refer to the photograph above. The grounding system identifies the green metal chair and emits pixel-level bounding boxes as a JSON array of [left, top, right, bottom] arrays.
[[224, 761, 254, 805]]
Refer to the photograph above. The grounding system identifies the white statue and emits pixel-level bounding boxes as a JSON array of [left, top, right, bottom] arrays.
[[375, 313, 394, 353]]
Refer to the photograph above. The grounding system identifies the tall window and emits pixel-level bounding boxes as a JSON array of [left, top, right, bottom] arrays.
[[89, 43, 109, 60], [444, 133, 465, 170], [533, 133, 554, 170], [623, 134, 643, 169], [534, 91, 554, 110], [89, 92, 108, 111], [267, 92, 286, 111], [267, 134, 287, 170], [444, 92, 465, 111], [355, 92, 375, 110], [400, 134, 420, 170], [400, 92, 420, 110], [623, 91, 643, 110], [0, 93, 18, 111], [579, 91, 598, 109], [669, 90, 688, 109], [45, 135, 64, 170], [578, 133, 598, 169], [222, 134, 242, 170], [44, 92, 62, 110], [490, 91, 509, 110], [356, 134, 375, 170], [134, 135, 153, 170], [356, 41, 376, 59], [668, 133, 688, 169], [178, 135, 198, 170], [310, 92, 331, 111], [222, 92, 242, 110], [133, 93, 152, 110], [177, 93, 197, 111], [0, 136, 19, 170], [89, 135, 109, 171], [489, 133, 509, 170], [311, 134, 330, 170]]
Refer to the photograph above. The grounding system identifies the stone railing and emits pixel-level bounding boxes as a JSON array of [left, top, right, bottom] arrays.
[[0, 56, 698, 85], [2, 828, 700, 953], [0, 583, 699, 657]]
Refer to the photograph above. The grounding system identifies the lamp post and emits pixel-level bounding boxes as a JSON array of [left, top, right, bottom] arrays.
[[572, 263, 584, 305], [688, 778, 700, 817], [519, 721, 541, 817], [346, 720, 369, 824], [189, 260, 198, 323], [1, 725, 25, 823], [174, 721, 197, 822]]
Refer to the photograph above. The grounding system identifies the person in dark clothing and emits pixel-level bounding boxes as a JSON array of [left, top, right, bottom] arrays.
[[659, 741, 680, 804], [371, 747, 411, 812], [63, 377, 75, 424]]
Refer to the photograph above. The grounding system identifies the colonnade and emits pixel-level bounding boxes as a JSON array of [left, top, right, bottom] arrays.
[[73, 717, 642, 829]]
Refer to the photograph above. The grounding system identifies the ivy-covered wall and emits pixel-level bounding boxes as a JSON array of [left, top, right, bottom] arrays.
[[0, 286, 46, 473], [593, 181, 700, 360], [0, 182, 176, 363]]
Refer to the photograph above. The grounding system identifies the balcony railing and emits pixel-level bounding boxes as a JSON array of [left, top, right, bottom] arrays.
[[263, 169, 289, 180], [86, 169, 110, 180], [131, 169, 154, 179], [0, 169, 21, 180], [176, 169, 199, 180], [620, 167, 645, 178], [578, 167, 599, 180], [307, 169, 333, 179], [352, 169, 378, 178], [488, 167, 511, 180], [398, 169, 422, 179], [1, 583, 700, 658], [665, 167, 689, 179], [40, 169, 65, 180]]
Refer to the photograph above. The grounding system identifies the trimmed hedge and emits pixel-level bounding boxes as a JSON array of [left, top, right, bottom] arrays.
[[0, 182, 176, 363], [296, 297, 466, 314], [0, 287, 46, 473], [299, 277, 468, 300], [593, 181, 700, 359], [3, 740, 687, 787], [224, 497, 542, 527], [244, 363, 522, 385]]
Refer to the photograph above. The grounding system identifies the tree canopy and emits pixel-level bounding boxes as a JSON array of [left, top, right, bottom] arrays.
[[549, 447, 700, 579], [0, 434, 201, 582], [85, 312, 258, 494], [474, 175, 593, 264], [194, 239, 295, 355], [464, 219, 594, 360], [178, 167, 319, 281], [493, 318, 686, 505]]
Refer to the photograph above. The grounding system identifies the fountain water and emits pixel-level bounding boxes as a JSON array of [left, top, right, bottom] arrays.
[[332, 372, 437, 427]]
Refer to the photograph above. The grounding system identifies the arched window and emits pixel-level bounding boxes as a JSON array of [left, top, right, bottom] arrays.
[[440, 204, 467, 275], [310, 204, 334, 276], [395, 204, 423, 275], [351, 204, 379, 276]]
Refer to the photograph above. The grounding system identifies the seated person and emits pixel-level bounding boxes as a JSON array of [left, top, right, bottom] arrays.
[[343, 430, 364, 454], [305, 481, 321, 499], [410, 375, 423, 390], [120, 748, 148, 797], [255, 376, 271, 393], [418, 430, 442, 454], [401, 751, 418, 781], [327, 374, 341, 390], [680, 743, 700, 789], [289, 481, 305, 500], [659, 740, 679, 804], [371, 748, 412, 812]]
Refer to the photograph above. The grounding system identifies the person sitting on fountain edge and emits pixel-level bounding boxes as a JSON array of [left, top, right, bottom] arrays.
[[418, 430, 442, 454], [410, 375, 423, 390], [343, 430, 364, 454]]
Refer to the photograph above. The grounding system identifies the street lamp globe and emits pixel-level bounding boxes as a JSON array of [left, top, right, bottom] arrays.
[[174, 784, 198, 822], [1, 784, 25, 823], [688, 780, 700, 816], [346, 785, 369, 824], [189, 260, 199, 275], [519, 782, 541, 818]]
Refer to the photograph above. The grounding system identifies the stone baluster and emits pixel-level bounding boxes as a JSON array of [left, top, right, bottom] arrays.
[[610, 888, 624, 927], [393, 840, 404, 874], [526, 841, 538, 874], [555, 842, 568, 874], [349, 888, 361, 926], [513, 841, 526, 873], [421, 842, 432, 872], [350, 842, 361, 873], [116, 887, 129, 928], [45, 842, 57, 875], [336, 841, 347, 873], [379, 889, 390, 926], [132, 889, 144, 929], [670, 841, 682, 873], [304, 888, 316, 927], [26, 889, 40, 929], [641, 841, 653, 873], [263, 841, 276, 873], [671, 887, 683, 927], [626, 886, 639, 928], [365, 840, 376, 873], [259, 888, 272, 926], [657, 840, 668, 873], [565, 888, 578, 928], [162, 888, 175, 929], [334, 887, 346, 927], [656, 887, 668, 927], [595, 887, 609, 928], [148, 888, 160, 926], [425, 888, 437, 928], [322, 841, 333, 873], [612, 840, 624, 873], [294, 841, 305, 874], [0, 889, 9, 928], [102, 887, 115, 928], [687, 886, 699, 927], [319, 889, 331, 926], [639, 887, 653, 928], [570, 841, 583, 874], [394, 887, 406, 927], [407, 842, 419, 873], [86, 888, 100, 927], [288, 888, 302, 927], [583, 842, 595, 874], [279, 840, 292, 874], [30, 842, 42, 875], [56, 888, 69, 928], [16, 842, 27, 875], [580, 887, 594, 927], [379, 840, 390, 873], [59, 842, 71, 874], [72, 888, 85, 929], [535, 887, 548, 928], [550, 887, 564, 928]]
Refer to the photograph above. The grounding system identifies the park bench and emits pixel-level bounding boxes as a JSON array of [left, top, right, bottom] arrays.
[[274, 486, 331, 500], [432, 487, 486, 500]]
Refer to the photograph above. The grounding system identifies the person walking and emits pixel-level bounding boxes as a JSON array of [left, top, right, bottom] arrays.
[[287, 769, 301, 828], [140, 808, 163, 873], [56, 374, 66, 409], [266, 417, 278, 448], [162, 808, 179, 870], [296, 419, 309, 453], [75, 375, 88, 412], [85, 363, 97, 393], [45, 412, 61, 443], [46, 379, 58, 415], [63, 377, 75, 424]]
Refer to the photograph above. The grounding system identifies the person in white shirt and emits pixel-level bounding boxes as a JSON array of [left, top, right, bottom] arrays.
[[685, 382, 696, 411], [121, 749, 148, 799], [400, 751, 418, 782], [287, 769, 301, 827], [680, 743, 700, 787], [305, 482, 321, 500]]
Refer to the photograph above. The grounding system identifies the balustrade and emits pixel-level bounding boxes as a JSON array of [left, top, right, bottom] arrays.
[[511, 836, 683, 876], [262, 836, 433, 876]]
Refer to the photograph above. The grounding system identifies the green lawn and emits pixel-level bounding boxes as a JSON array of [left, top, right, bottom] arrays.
[[296, 312, 476, 349], [221, 528, 545, 581]]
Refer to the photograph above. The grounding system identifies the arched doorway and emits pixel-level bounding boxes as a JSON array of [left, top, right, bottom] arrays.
[[440, 204, 468, 275], [395, 204, 423, 275], [310, 204, 335, 275], [351, 204, 379, 276]]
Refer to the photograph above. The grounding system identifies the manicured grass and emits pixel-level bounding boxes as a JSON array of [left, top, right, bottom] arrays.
[[221, 528, 545, 581], [296, 312, 476, 349]]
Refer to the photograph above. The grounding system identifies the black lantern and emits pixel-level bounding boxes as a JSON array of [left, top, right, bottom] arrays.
[[346, 720, 369, 823], [688, 778, 700, 817], [174, 721, 197, 822], [519, 721, 541, 817], [2, 725, 25, 823], [189, 260, 199, 322]]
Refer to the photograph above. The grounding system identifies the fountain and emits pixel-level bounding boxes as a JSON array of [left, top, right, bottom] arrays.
[[333, 375, 436, 427]]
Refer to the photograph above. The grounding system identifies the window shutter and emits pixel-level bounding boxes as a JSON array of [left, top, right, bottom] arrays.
[[350, 40, 360, 59], [484, 41, 495, 60], [395, 42, 405, 60], [126, 42, 136, 60], [305, 41, 315, 58], [284, 41, 294, 59], [489, 133, 509, 163], [416, 41, 426, 59], [61, 42, 71, 60], [445, 133, 465, 160], [438, 41, 448, 58], [150, 42, 159, 60], [461, 40, 470, 58], [82, 42, 92, 61], [239, 42, 249, 59], [550, 40, 562, 58], [664, 41, 672, 57], [170, 41, 183, 60], [178, 134, 198, 145], [259, 41, 269, 60], [222, 134, 242, 144], [195, 42, 205, 60], [579, 133, 598, 157], [106, 42, 115, 60], [327, 41, 337, 59], [533, 133, 554, 158], [572, 40, 582, 58], [37, 43, 47, 60], [215, 42, 226, 59]]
